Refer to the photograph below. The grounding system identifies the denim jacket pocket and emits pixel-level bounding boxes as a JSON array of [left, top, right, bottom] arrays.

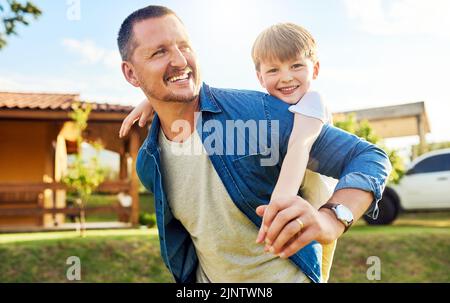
[[231, 150, 278, 200]]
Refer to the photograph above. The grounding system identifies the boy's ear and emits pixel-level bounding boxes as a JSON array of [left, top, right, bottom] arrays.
[[122, 61, 141, 87], [313, 61, 320, 80], [256, 71, 266, 88]]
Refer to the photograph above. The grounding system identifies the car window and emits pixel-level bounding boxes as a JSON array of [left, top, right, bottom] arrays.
[[412, 153, 450, 174]]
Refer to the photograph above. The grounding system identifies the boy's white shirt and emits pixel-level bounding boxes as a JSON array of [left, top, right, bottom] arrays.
[[288, 91, 332, 124]]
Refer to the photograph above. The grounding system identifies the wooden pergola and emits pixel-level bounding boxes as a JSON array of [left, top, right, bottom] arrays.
[[333, 101, 431, 154], [0, 92, 148, 230]]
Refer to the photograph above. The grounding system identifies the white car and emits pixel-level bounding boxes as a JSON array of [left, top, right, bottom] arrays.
[[365, 148, 450, 225]]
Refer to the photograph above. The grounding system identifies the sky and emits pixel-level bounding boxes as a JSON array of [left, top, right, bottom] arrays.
[[1, 0, 449, 152]]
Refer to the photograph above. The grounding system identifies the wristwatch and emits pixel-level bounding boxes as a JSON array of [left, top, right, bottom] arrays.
[[319, 203, 354, 233]]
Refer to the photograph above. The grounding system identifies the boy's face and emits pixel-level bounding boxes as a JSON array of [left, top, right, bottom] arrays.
[[257, 56, 319, 104]]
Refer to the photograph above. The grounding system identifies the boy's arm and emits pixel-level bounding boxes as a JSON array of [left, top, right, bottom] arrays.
[[258, 114, 324, 245], [271, 114, 324, 200], [119, 99, 154, 138], [256, 125, 392, 257]]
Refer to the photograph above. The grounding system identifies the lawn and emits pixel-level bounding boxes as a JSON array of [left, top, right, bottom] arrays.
[[0, 212, 449, 283], [0, 229, 173, 283], [67, 193, 155, 223]]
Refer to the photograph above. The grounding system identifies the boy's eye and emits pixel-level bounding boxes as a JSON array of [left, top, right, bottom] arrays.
[[292, 64, 304, 69], [267, 68, 278, 73], [179, 45, 191, 52]]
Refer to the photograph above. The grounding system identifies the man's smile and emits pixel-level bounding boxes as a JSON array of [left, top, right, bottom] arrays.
[[165, 67, 193, 84]]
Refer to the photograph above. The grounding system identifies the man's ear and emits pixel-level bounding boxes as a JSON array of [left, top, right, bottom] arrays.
[[121, 61, 140, 87], [313, 61, 320, 80], [256, 71, 266, 88]]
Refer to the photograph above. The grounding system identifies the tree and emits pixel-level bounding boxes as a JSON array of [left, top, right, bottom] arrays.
[[63, 103, 106, 237], [411, 141, 450, 159], [0, 0, 41, 49], [334, 113, 405, 184]]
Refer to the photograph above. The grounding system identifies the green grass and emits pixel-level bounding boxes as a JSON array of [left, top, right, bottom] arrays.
[[68, 193, 155, 223], [0, 212, 449, 283], [330, 225, 450, 282], [0, 229, 173, 283]]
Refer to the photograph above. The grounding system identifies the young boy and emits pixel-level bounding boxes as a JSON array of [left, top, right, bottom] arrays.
[[251, 23, 336, 282], [119, 22, 336, 282]]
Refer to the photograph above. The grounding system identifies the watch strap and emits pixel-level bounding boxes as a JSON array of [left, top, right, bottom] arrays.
[[319, 202, 352, 233]]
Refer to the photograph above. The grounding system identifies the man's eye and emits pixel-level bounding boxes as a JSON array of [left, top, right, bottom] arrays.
[[153, 49, 166, 57]]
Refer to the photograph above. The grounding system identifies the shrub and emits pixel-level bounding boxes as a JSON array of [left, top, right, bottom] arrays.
[[139, 212, 156, 228]]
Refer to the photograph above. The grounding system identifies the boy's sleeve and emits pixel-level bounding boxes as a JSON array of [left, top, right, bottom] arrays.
[[289, 91, 331, 124], [308, 124, 392, 219]]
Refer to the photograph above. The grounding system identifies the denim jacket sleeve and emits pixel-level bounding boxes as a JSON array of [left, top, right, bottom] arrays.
[[136, 138, 156, 194], [308, 124, 392, 219]]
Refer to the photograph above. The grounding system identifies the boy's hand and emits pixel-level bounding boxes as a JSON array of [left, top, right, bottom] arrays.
[[255, 196, 342, 259], [119, 99, 154, 138]]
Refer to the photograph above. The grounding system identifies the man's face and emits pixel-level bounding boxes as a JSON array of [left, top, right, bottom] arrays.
[[257, 56, 319, 104], [126, 15, 201, 103]]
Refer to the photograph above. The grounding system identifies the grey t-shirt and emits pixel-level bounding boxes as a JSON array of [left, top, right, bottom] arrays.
[[158, 129, 333, 282]]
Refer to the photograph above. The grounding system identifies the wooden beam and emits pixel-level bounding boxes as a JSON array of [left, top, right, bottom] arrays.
[[417, 114, 427, 154], [0, 181, 131, 194], [0, 206, 131, 217], [119, 153, 128, 180], [336, 102, 426, 121], [0, 109, 130, 122], [129, 127, 141, 226]]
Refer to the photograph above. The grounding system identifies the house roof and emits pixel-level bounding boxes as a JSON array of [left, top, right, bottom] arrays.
[[0, 91, 133, 113], [333, 101, 430, 138]]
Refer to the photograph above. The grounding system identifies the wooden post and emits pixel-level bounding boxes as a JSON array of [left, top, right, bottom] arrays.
[[417, 114, 427, 156], [118, 147, 129, 223], [119, 152, 128, 180], [129, 128, 140, 226]]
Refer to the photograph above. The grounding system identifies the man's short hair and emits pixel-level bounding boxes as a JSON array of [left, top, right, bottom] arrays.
[[251, 23, 318, 71], [117, 5, 178, 61]]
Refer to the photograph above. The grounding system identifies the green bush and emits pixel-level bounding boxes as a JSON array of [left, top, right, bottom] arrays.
[[335, 113, 405, 184], [139, 212, 156, 228]]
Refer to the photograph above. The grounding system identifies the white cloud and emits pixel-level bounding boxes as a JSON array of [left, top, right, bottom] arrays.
[[62, 38, 122, 69], [344, 0, 450, 38]]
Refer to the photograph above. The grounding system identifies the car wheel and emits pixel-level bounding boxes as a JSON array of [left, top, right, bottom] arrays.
[[364, 194, 399, 225]]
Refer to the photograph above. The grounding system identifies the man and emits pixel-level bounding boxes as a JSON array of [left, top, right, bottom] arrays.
[[118, 5, 391, 283]]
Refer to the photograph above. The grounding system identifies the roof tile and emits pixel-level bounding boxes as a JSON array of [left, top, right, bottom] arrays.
[[0, 92, 133, 113]]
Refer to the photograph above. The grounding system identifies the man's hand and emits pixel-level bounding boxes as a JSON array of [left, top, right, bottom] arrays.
[[119, 99, 154, 138], [255, 196, 344, 259]]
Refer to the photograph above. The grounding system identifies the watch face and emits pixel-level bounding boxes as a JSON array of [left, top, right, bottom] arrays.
[[335, 205, 354, 223]]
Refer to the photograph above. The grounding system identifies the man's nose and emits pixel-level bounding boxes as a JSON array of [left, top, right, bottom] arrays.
[[170, 47, 188, 68]]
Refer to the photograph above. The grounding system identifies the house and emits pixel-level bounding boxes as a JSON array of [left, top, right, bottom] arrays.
[[0, 91, 148, 231], [333, 101, 431, 156]]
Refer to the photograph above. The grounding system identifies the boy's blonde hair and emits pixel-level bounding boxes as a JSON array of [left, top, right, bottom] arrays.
[[252, 23, 318, 71]]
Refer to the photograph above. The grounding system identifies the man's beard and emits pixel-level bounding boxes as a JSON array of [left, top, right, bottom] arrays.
[[143, 67, 201, 103]]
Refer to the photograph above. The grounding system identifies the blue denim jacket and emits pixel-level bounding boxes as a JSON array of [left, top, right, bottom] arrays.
[[136, 83, 392, 283]]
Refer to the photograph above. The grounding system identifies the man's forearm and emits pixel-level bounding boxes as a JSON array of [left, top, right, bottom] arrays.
[[310, 124, 392, 219], [318, 188, 373, 241]]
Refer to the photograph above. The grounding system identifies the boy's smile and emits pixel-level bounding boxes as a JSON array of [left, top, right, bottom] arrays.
[[257, 56, 319, 104]]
